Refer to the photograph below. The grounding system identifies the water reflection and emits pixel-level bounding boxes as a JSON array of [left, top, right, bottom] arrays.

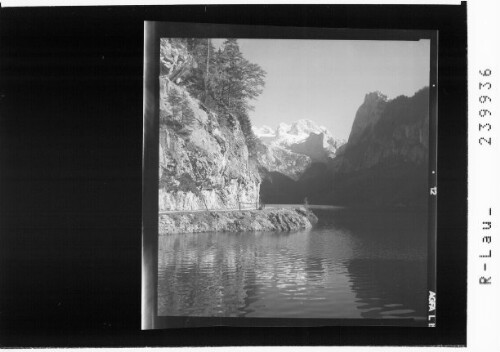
[[158, 208, 428, 320], [346, 258, 427, 319]]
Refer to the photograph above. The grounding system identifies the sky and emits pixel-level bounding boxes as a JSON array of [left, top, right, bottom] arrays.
[[212, 39, 430, 141]]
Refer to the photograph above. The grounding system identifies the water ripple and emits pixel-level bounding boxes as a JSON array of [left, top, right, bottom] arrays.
[[158, 209, 428, 321]]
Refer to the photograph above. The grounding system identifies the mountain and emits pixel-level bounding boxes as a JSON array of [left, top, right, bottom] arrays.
[[159, 39, 260, 212], [253, 119, 344, 180], [330, 87, 430, 207], [254, 119, 344, 161], [254, 142, 312, 182], [253, 119, 343, 204]]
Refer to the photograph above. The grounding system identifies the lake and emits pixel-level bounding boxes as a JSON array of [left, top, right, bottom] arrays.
[[157, 207, 428, 321]]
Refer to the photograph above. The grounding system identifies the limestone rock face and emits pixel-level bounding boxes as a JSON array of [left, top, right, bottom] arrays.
[[159, 40, 260, 212], [255, 143, 312, 181], [335, 88, 429, 174], [158, 207, 318, 234], [289, 132, 329, 162], [331, 87, 430, 206], [347, 91, 387, 147], [160, 38, 193, 82]]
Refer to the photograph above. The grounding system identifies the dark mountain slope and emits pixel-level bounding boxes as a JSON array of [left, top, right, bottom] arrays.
[[330, 87, 430, 207]]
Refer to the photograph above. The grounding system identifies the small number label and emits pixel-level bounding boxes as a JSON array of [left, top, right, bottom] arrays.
[[479, 109, 492, 117], [480, 69, 492, 76], [480, 95, 492, 103], [478, 69, 492, 146], [479, 82, 492, 90], [479, 137, 492, 145], [479, 123, 492, 131]]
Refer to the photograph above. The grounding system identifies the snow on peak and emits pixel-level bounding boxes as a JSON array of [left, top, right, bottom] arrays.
[[253, 119, 345, 157], [289, 119, 326, 136], [276, 123, 291, 136], [252, 125, 275, 138]]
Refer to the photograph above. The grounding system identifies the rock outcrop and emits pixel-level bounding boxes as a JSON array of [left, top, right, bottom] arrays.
[[289, 132, 329, 162], [159, 39, 260, 212], [159, 207, 318, 234], [330, 87, 430, 207], [255, 142, 312, 181], [347, 91, 387, 147], [160, 38, 193, 83]]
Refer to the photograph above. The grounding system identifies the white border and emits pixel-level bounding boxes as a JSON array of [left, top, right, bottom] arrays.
[[5, 0, 500, 350], [468, 0, 500, 351], [1, 1, 462, 7]]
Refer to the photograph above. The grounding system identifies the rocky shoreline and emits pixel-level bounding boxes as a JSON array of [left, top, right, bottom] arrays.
[[159, 207, 318, 235]]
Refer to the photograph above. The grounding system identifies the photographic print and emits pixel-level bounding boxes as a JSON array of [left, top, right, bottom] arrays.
[[143, 22, 437, 329]]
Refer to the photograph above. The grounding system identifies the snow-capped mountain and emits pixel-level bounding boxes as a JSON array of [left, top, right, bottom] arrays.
[[255, 143, 312, 181], [253, 125, 275, 138], [253, 119, 345, 160], [253, 119, 345, 181]]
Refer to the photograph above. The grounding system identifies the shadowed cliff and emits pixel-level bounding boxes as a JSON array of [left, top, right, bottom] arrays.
[[257, 87, 430, 208], [330, 87, 430, 207]]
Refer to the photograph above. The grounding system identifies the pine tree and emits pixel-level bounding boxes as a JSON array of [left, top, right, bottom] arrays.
[[184, 38, 216, 104], [212, 40, 265, 156], [180, 38, 266, 157]]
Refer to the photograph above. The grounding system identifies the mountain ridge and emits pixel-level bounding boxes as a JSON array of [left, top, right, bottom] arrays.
[[330, 87, 430, 206], [253, 119, 345, 182], [254, 87, 430, 207], [253, 119, 345, 159]]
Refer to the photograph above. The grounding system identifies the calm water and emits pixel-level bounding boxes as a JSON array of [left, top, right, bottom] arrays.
[[158, 208, 428, 320]]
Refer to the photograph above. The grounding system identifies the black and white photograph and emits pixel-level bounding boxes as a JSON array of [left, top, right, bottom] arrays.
[[1, 2, 473, 348], [143, 23, 438, 328]]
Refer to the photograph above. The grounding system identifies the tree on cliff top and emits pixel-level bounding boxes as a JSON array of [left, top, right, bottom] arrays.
[[209, 39, 265, 157], [182, 38, 266, 158], [184, 38, 217, 104], [210, 39, 266, 112]]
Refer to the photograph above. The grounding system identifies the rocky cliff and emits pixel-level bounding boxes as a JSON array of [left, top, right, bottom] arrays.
[[347, 91, 387, 147], [330, 87, 430, 206], [159, 207, 318, 234], [159, 39, 260, 212], [289, 132, 329, 162], [254, 142, 312, 181]]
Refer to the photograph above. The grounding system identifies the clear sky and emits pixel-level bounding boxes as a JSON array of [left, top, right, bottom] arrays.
[[213, 39, 430, 140]]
